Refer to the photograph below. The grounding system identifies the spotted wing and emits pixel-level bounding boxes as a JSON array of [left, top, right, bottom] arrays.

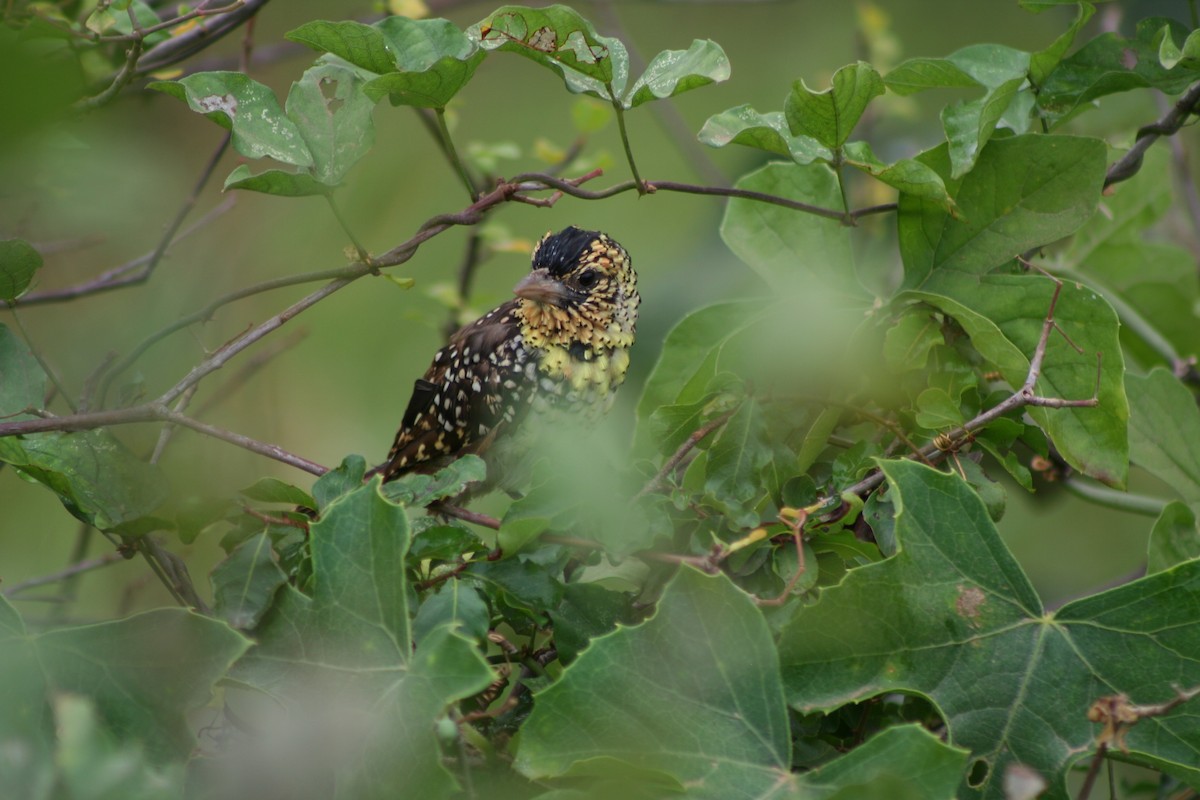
[[374, 301, 533, 480]]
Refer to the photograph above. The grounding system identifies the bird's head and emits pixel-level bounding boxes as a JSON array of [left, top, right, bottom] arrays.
[[513, 227, 638, 350]]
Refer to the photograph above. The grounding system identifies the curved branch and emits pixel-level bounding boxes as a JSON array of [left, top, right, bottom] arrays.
[[1105, 81, 1200, 187]]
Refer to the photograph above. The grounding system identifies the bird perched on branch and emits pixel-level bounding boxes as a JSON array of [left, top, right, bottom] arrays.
[[370, 227, 638, 482]]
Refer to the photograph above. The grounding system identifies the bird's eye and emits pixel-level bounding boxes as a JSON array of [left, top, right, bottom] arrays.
[[578, 269, 599, 289]]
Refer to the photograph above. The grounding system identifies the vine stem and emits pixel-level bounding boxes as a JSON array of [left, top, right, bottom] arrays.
[[435, 107, 479, 201], [608, 87, 646, 195]]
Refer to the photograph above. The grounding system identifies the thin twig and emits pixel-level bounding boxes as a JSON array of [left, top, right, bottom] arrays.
[[445, 231, 485, 341], [435, 107, 479, 201], [8, 307, 76, 413], [75, 39, 143, 112], [3, 552, 125, 597]]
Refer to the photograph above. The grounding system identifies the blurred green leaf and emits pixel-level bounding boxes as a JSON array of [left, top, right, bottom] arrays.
[[210, 533, 287, 630], [0, 322, 46, 417], [0, 239, 42, 301], [721, 162, 856, 292], [2, 430, 169, 531], [779, 459, 1200, 799], [34, 609, 249, 761], [52, 694, 183, 800], [360, 17, 486, 107], [239, 477, 316, 508], [150, 73, 314, 168], [883, 311, 945, 372], [698, 104, 831, 163], [570, 97, 611, 132], [285, 62, 376, 184], [470, 5, 628, 101], [1148, 501, 1200, 574], [704, 400, 771, 523], [1039, 18, 1200, 124], [785, 61, 884, 149], [635, 300, 760, 423], [623, 39, 729, 109], [842, 141, 955, 211], [1127, 369, 1200, 514], [409, 520, 482, 561]]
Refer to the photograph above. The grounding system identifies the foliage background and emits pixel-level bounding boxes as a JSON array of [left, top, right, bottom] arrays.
[[1, 0, 1161, 615]]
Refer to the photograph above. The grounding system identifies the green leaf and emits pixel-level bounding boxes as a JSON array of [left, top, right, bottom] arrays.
[[210, 533, 287, 630], [802, 725, 967, 799], [413, 582, 489, 644], [1127, 368, 1200, 514], [1148, 501, 1200, 574], [697, 104, 831, 163], [785, 61, 884, 149], [721, 162, 856, 292], [35, 609, 249, 760], [1039, 18, 1200, 124], [898, 135, 1106, 286], [623, 39, 729, 109], [1, 429, 169, 531], [285, 62, 376, 185], [842, 140, 954, 211], [779, 459, 1200, 799], [914, 387, 964, 429], [381, 454, 486, 508], [285, 19, 397, 75], [551, 582, 637, 663], [409, 520, 482, 561], [636, 300, 760, 423], [239, 476, 316, 508], [149, 73, 314, 168], [360, 17, 486, 108], [469, 557, 564, 613], [222, 165, 331, 197], [0, 238, 42, 301], [883, 58, 981, 95], [311, 454, 366, 509], [883, 311, 945, 372], [51, 694, 184, 800], [351, 625, 494, 798], [229, 479, 410, 699], [930, 44, 1031, 176], [470, 5, 628, 101], [704, 400, 771, 520], [1029, 2, 1096, 86], [1159, 27, 1200, 70], [515, 568, 794, 797], [0, 322, 46, 417]]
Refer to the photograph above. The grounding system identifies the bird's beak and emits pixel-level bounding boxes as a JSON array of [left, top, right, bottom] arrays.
[[513, 269, 569, 307]]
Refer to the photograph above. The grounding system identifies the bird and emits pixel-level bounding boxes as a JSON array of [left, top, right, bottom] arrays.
[[369, 226, 638, 483]]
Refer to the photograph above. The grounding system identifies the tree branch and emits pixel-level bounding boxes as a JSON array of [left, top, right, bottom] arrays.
[[1105, 81, 1200, 188]]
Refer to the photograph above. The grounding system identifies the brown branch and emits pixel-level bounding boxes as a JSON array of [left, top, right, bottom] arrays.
[[133, 0, 270, 78], [3, 552, 126, 597], [438, 504, 501, 530], [635, 405, 739, 499], [1105, 81, 1200, 188]]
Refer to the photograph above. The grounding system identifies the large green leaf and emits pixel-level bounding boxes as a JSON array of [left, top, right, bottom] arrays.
[[0, 597, 249, 763], [721, 162, 856, 293], [623, 39, 729, 109], [470, 5, 628, 101], [229, 479, 410, 698], [210, 532, 287, 630], [149, 73, 314, 168], [842, 140, 954, 212], [285, 19, 397, 74], [899, 135, 1106, 286], [517, 569, 967, 798], [779, 460, 1200, 799], [515, 568, 791, 797], [704, 399, 772, 526], [785, 61, 884, 150], [935, 45, 1031, 177], [0, 238, 42, 301]]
